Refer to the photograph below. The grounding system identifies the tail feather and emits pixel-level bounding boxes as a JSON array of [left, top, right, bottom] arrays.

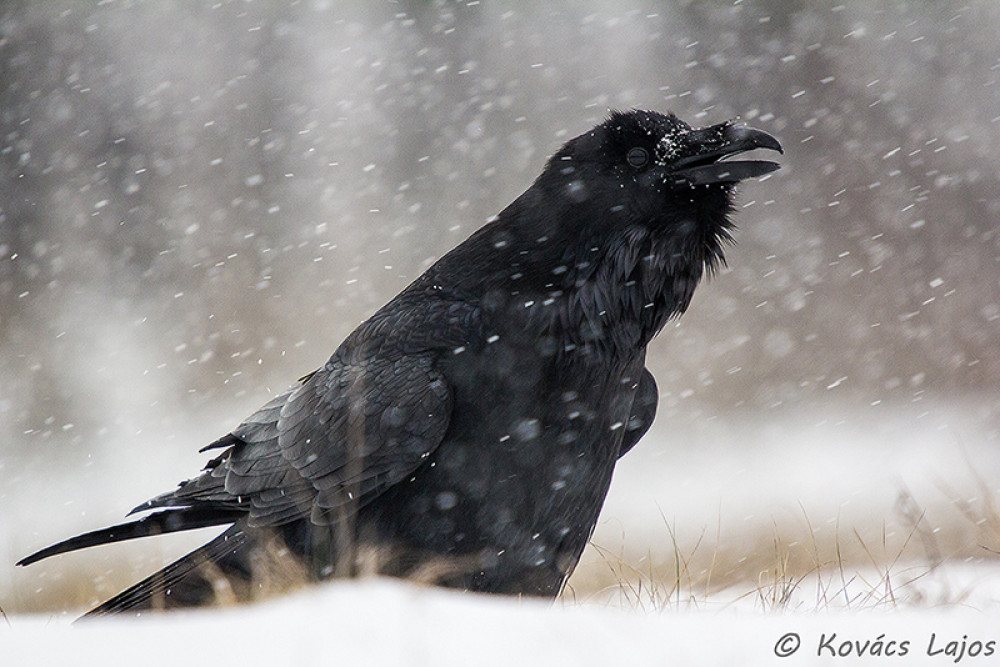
[[16, 507, 244, 567], [79, 526, 250, 620]]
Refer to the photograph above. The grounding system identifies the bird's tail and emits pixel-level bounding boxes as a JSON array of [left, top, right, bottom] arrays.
[[79, 526, 250, 619], [16, 507, 244, 567], [16, 507, 251, 619]]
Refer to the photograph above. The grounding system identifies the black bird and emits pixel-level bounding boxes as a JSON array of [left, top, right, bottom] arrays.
[[18, 109, 781, 617]]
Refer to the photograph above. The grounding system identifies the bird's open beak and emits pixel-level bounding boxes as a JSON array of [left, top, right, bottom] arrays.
[[667, 122, 783, 186]]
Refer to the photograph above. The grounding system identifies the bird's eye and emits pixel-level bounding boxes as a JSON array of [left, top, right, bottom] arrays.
[[626, 147, 649, 169]]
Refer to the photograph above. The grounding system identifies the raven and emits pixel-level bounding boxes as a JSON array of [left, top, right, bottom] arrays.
[[18, 109, 781, 617]]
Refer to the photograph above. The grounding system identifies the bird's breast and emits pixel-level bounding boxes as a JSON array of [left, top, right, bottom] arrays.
[[364, 330, 644, 595]]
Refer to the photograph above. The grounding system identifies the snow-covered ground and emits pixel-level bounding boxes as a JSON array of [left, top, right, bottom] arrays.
[[4, 395, 999, 666], [5, 577, 1000, 667]]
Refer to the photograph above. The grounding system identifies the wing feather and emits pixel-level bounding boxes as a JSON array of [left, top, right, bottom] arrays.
[[131, 298, 475, 532]]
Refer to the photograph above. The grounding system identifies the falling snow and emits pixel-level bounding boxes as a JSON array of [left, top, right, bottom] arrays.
[[1, 0, 999, 641]]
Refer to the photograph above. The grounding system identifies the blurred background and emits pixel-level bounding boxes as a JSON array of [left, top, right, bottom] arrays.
[[2, 0, 999, 615]]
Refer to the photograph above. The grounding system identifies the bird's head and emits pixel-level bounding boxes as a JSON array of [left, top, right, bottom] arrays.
[[544, 109, 782, 229], [530, 108, 782, 283]]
